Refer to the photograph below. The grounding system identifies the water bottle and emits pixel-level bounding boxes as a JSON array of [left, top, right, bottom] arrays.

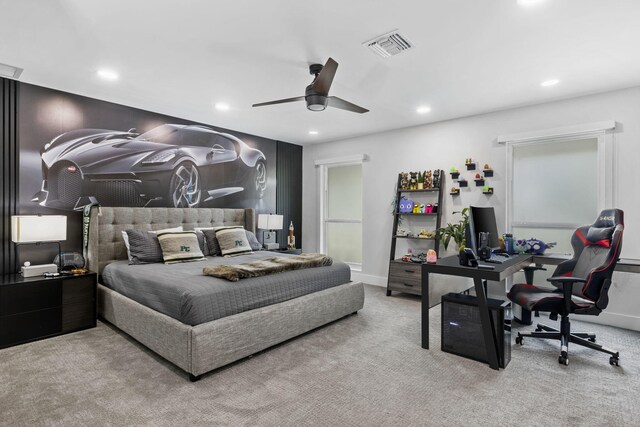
[[504, 233, 514, 255]]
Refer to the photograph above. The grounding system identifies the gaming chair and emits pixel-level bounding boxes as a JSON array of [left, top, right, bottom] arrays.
[[507, 209, 624, 366]]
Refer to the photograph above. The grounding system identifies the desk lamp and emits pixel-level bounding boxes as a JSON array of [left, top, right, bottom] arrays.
[[11, 215, 67, 274], [257, 214, 283, 250]]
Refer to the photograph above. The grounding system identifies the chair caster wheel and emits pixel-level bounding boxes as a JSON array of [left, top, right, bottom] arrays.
[[609, 356, 620, 366], [559, 355, 569, 365], [515, 336, 523, 345]]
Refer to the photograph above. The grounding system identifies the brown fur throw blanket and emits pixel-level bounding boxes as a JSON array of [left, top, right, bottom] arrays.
[[202, 253, 333, 282]]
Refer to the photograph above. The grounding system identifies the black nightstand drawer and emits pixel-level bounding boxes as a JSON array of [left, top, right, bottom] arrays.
[[0, 280, 62, 316], [63, 302, 95, 332], [0, 308, 62, 347], [63, 276, 95, 305]]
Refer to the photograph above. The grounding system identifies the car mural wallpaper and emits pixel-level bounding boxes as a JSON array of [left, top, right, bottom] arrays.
[[19, 84, 278, 216]]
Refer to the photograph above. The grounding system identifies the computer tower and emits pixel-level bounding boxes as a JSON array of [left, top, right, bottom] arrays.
[[441, 293, 511, 368]]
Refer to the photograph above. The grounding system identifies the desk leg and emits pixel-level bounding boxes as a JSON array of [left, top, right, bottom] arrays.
[[421, 270, 430, 349], [473, 277, 500, 370]]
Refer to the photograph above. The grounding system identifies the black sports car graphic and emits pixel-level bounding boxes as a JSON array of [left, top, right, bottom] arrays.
[[32, 124, 267, 210]]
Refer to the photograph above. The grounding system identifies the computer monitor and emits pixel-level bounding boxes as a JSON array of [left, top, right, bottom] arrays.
[[466, 206, 500, 253]]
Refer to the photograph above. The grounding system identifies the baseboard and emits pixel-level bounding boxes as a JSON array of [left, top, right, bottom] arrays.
[[575, 311, 640, 332], [351, 271, 386, 287]]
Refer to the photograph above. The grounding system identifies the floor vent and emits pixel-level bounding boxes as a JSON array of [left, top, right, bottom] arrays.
[[363, 30, 414, 58], [0, 63, 23, 80]]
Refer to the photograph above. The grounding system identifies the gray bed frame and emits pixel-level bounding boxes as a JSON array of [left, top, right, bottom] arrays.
[[86, 206, 364, 381]]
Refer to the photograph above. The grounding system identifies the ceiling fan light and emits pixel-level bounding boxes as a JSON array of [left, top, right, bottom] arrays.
[[306, 94, 328, 112]]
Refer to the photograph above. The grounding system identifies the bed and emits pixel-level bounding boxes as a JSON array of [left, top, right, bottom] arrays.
[[86, 206, 364, 381]]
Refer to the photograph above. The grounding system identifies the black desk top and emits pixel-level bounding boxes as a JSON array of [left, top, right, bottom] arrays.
[[0, 272, 96, 287], [422, 254, 533, 281]]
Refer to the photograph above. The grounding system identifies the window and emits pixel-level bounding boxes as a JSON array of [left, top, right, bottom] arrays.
[[511, 138, 598, 253], [317, 159, 363, 269]]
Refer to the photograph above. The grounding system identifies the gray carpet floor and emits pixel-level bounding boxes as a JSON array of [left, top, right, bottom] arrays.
[[1, 284, 639, 426]]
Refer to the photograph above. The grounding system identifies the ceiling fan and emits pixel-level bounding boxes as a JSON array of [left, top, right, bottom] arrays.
[[252, 58, 369, 114]]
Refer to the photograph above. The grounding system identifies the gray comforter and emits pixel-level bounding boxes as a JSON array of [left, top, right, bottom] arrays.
[[101, 251, 351, 326]]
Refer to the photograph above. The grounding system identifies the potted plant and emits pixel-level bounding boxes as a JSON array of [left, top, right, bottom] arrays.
[[437, 208, 469, 251]]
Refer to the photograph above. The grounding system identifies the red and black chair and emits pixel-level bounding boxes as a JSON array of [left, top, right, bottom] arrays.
[[507, 209, 624, 366]]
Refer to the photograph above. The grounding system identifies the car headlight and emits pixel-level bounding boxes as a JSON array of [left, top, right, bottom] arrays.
[[141, 152, 176, 165]]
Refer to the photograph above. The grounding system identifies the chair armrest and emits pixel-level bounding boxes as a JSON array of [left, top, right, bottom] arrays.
[[546, 276, 587, 284]]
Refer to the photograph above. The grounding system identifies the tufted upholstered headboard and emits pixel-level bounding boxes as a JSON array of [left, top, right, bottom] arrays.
[[85, 206, 255, 274]]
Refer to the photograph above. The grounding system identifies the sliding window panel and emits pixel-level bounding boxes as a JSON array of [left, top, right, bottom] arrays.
[[512, 138, 598, 228], [326, 222, 362, 265]]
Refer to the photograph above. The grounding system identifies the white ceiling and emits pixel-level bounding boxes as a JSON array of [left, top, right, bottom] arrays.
[[2, 0, 640, 145]]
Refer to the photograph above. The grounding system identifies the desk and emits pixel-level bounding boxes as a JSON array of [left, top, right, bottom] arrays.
[[421, 254, 533, 370]]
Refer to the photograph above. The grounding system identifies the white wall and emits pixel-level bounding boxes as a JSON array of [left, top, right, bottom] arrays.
[[302, 86, 640, 331]]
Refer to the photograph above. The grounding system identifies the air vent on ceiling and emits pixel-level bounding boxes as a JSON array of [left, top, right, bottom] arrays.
[[363, 30, 414, 58], [0, 62, 23, 80]]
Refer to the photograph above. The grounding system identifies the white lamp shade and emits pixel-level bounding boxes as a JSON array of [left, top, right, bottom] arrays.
[[11, 215, 67, 243], [257, 214, 284, 230]]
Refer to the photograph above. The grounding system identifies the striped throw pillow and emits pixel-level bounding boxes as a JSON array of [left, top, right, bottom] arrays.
[[157, 231, 206, 264], [215, 227, 252, 256]]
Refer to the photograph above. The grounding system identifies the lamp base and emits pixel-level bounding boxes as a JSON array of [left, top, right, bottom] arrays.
[[21, 264, 58, 278]]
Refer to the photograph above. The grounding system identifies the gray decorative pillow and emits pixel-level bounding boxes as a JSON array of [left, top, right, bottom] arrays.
[[203, 229, 223, 256], [215, 227, 252, 256], [245, 230, 263, 251], [157, 231, 206, 264], [195, 230, 206, 254], [125, 230, 163, 265]]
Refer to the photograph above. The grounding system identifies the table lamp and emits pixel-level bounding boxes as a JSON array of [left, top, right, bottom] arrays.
[[257, 214, 283, 250], [11, 215, 67, 274]]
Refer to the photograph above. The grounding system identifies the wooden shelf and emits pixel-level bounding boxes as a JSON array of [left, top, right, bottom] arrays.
[[398, 188, 440, 193], [394, 212, 438, 216], [393, 235, 437, 240]]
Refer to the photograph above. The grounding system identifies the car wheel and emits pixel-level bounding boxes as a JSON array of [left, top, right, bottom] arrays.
[[253, 160, 267, 199], [168, 162, 201, 208]]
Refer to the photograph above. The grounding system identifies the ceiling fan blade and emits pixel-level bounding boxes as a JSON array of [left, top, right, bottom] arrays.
[[311, 57, 338, 96], [252, 96, 305, 108], [327, 96, 369, 114]]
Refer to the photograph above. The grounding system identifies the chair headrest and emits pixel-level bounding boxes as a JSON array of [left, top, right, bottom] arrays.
[[585, 226, 614, 248], [593, 209, 624, 228]]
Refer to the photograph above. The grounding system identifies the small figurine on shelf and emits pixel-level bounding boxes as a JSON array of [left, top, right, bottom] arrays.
[[483, 186, 493, 194], [426, 249, 438, 264], [424, 170, 433, 189], [417, 171, 424, 189], [418, 229, 430, 238], [433, 170, 441, 188], [425, 203, 433, 214], [450, 187, 460, 195], [400, 172, 409, 190], [399, 197, 414, 213], [409, 172, 418, 190], [450, 167, 459, 173], [419, 203, 426, 213], [412, 203, 421, 214], [484, 163, 492, 170], [396, 227, 410, 237], [475, 173, 481, 179], [465, 158, 472, 164]]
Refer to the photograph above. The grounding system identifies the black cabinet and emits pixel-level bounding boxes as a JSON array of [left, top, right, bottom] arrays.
[[0, 272, 97, 348]]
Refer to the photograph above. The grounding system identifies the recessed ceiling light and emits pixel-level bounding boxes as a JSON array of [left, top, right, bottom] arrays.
[[97, 69, 119, 81], [416, 106, 431, 114], [214, 102, 230, 111], [518, 0, 545, 6], [308, 130, 319, 135], [541, 79, 560, 87]]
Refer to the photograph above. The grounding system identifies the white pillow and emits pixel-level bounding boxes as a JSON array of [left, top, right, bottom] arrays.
[[122, 226, 183, 261]]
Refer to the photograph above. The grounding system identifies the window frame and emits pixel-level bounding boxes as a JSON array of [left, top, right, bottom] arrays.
[[316, 155, 366, 271]]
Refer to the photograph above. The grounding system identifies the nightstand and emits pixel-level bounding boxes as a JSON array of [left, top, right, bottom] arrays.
[[0, 272, 97, 349], [268, 248, 302, 255]]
